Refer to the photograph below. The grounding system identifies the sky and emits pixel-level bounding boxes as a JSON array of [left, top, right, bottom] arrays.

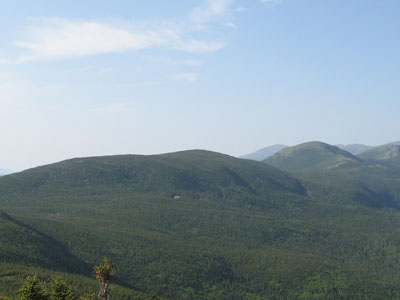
[[1, 0, 400, 171]]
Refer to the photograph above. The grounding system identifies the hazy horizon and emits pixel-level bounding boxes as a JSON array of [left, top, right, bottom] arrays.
[[3, 139, 400, 172], [1, 0, 400, 171]]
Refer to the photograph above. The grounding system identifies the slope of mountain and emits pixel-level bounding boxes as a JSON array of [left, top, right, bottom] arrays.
[[0, 262, 150, 300], [264, 142, 400, 210], [1, 211, 147, 298], [2, 150, 400, 299], [0, 151, 311, 299], [385, 140, 400, 146], [0, 210, 89, 274], [0, 150, 306, 204], [0, 210, 152, 299], [264, 141, 361, 172], [335, 144, 373, 155], [240, 144, 287, 161], [358, 144, 400, 171]]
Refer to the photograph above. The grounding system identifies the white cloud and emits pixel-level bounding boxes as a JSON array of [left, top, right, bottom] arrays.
[[15, 18, 225, 61], [171, 73, 198, 83], [191, 0, 233, 23], [16, 20, 163, 61]]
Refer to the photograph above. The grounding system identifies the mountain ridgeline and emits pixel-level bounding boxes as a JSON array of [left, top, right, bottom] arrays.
[[335, 144, 373, 155], [0, 150, 306, 205], [264, 141, 361, 172], [359, 144, 400, 171], [240, 144, 287, 161], [264, 141, 400, 209], [1, 146, 400, 299], [243, 140, 400, 161]]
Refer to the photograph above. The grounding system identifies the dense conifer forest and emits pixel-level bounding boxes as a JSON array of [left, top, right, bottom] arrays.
[[1, 145, 400, 299]]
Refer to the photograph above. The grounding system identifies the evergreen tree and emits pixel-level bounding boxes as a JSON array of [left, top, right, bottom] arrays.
[[17, 275, 49, 300], [79, 289, 95, 300], [50, 278, 77, 300]]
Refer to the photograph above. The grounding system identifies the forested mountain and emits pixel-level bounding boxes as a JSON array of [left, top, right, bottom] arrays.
[[335, 144, 373, 155], [386, 141, 400, 146], [242, 141, 400, 161], [263, 141, 400, 210], [0, 150, 305, 200], [358, 144, 400, 171], [240, 144, 287, 161], [0, 210, 88, 273], [264, 141, 361, 172], [359, 144, 400, 161], [2, 149, 400, 299], [0, 211, 149, 299]]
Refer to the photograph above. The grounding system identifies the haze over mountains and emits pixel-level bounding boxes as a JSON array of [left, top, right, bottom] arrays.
[[240, 144, 287, 161], [359, 144, 400, 172], [264, 141, 361, 173], [1, 140, 400, 299], [242, 140, 400, 161], [0, 168, 13, 176], [335, 144, 373, 155], [1, 0, 399, 298], [265, 141, 400, 210]]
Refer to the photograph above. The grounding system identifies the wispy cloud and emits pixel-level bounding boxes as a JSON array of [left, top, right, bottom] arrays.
[[15, 19, 162, 61], [15, 18, 225, 61], [190, 0, 233, 23], [171, 73, 199, 83], [225, 22, 237, 29], [260, 0, 280, 5]]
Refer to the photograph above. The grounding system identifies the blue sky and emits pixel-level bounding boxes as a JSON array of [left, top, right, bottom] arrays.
[[1, 0, 399, 171]]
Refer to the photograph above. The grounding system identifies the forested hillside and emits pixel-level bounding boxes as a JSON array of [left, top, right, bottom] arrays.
[[359, 144, 400, 171], [1, 149, 400, 299], [264, 142, 361, 172]]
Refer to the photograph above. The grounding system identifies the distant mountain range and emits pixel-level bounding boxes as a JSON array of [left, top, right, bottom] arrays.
[[264, 141, 361, 172], [263, 141, 400, 210], [335, 144, 373, 155], [242, 140, 400, 161], [263, 140, 400, 173], [359, 144, 400, 171], [240, 144, 287, 161], [2, 143, 400, 299]]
